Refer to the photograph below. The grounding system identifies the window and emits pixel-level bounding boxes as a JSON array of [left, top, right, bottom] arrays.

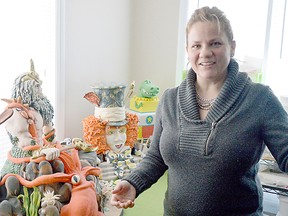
[[178, 0, 288, 98], [0, 0, 57, 169], [265, 0, 288, 96]]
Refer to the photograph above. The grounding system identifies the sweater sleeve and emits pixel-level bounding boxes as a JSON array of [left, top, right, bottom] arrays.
[[262, 87, 288, 172], [123, 90, 169, 197]]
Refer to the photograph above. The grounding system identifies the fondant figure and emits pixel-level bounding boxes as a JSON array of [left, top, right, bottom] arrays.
[[83, 84, 138, 173], [83, 84, 139, 215], [11, 59, 56, 143], [138, 80, 159, 98], [0, 60, 59, 177], [0, 60, 103, 216]]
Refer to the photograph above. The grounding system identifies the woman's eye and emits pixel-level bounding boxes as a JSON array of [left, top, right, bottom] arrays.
[[211, 42, 221, 47], [191, 44, 200, 49]]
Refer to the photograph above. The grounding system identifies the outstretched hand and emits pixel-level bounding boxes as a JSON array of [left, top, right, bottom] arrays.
[[110, 180, 136, 209]]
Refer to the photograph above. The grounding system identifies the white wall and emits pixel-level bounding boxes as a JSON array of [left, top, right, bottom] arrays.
[[60, 0, 181, 139], [60, 0, 131, 139], [130, 0, 180, 96]]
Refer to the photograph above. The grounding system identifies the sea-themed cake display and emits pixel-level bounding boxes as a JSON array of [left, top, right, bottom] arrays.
[[82, 83, 145, 215], [0, 60, 104, 216], [128, 80, 160, 140]]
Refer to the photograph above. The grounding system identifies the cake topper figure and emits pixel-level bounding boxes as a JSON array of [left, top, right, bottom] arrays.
[[138, 80, 159, 98], [11, 59, 54, 129], [83, 83, 138, 165], [83, 83, 139, 215], [0, 60, 60, 177], [0, 60, 104, 216], [129, 79, 160, 113]]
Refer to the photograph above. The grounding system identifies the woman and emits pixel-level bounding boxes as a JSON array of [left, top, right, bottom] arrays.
[[111, 6, 288, 215]]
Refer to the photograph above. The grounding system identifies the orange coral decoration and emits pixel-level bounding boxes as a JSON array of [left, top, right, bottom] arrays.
[[82, 113, 139, 154], [82, 115, 107, 154], [126, 113, 139, 146]]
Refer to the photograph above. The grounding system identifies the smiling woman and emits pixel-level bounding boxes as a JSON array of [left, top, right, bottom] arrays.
[[0, 0, 57, 169], [182, 0, 288, 99]]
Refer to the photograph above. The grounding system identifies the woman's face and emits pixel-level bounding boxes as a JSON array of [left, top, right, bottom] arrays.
[[186, 21, 235, 82], [105, 126, 127, 153]]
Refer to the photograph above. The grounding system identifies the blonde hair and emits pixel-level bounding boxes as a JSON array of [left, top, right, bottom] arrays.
[[82, 113, 138, 154], [186, 6, 234, 46]]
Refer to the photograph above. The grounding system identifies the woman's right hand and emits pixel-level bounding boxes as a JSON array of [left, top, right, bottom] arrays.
[[110, 180, 136, 209]]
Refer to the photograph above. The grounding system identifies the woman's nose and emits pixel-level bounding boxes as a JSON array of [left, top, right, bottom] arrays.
[[199, 46, 212, 58]]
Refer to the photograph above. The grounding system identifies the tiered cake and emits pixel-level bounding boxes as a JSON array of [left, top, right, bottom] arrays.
[[128, 80, 160, 140]]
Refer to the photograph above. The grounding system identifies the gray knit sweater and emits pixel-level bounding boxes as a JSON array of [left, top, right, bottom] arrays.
[[124, 59, 288, 215]]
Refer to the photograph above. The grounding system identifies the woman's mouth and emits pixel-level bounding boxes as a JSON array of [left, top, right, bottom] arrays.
[[199, 61, 215, 66]]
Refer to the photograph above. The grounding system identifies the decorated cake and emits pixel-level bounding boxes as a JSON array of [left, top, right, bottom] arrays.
[[82, 83, 146, 215], [128, 80, 160, 140], [0, 60, 104, 216]]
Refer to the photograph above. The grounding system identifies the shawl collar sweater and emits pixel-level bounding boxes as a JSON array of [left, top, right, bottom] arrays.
[[179, 59, 249, 123]]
